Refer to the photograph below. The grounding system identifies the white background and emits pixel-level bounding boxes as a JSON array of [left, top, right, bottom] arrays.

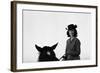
[[23, 9, 92, 62], [0, 0, 100, 73]]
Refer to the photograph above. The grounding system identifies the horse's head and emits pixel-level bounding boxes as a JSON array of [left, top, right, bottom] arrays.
[[35, 43, 58, 61]]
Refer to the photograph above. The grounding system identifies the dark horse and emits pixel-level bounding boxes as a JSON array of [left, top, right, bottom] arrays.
[[35, 43, 59, 62]]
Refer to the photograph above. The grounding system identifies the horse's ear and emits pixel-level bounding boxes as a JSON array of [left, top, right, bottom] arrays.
[[51, 43, 58, 50], [35, 44, 42, 52]]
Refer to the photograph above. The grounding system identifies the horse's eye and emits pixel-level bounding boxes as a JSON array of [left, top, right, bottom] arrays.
[[47, 51, 51, 55]]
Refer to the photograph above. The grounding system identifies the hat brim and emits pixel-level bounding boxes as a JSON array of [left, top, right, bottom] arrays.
[[65, 28, 68, 30]]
